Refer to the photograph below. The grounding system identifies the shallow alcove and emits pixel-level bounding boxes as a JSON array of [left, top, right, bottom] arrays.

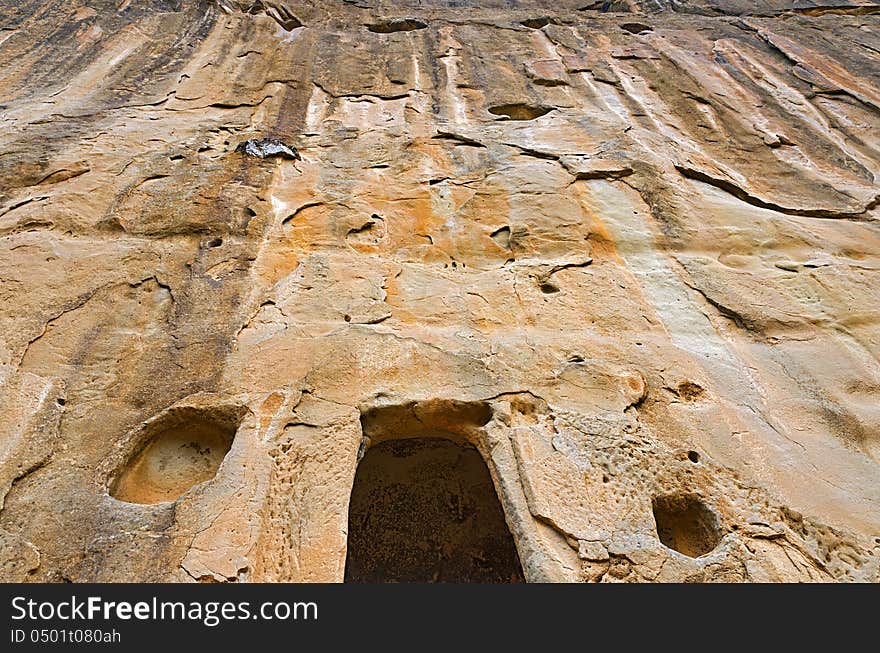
[[345, 433, 524, 583], [652, 494, 723, 558], [620, 22, 652, 34], [488, 103, 553, 121], [366, 18, 427, 33], [110, 407, 242, 505], [521, 17, 551, 29]]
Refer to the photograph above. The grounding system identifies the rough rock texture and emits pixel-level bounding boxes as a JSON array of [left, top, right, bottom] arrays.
[[1, 0, 879, 582]]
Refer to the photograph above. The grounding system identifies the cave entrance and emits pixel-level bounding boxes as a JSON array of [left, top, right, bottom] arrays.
[[344, 436, 524, 583]]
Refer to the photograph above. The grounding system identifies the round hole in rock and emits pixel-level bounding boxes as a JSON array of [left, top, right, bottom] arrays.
[[110, 407, 240, 504], [345, 437, 524, 583], [652, 494, 722, 558], [687, 450, 700, 464]]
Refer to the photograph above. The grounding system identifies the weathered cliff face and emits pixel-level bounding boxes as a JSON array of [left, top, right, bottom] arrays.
[[1, 0, 879, 583]]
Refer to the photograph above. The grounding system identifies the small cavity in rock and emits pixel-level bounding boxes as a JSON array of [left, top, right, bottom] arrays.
[[653, 494, 722, 558], [621, 22, 652, 34], [488, 104, 553, 120], [366, 19, 427, 34], [521, 17, 550, 29], [235, 137, 301, 160]]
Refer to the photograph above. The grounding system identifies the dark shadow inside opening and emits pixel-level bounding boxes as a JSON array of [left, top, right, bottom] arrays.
[[344, 437, 524, 583]]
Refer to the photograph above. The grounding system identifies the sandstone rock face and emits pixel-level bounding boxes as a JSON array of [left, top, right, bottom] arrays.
[[1, 0, 879, 582]]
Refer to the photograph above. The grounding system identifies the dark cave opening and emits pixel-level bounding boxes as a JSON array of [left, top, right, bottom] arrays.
[[344, 437, 524, 583]]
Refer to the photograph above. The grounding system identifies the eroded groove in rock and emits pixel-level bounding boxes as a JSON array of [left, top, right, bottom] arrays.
[[216, 1, 304, 31], [674, 164, 876, 219]]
